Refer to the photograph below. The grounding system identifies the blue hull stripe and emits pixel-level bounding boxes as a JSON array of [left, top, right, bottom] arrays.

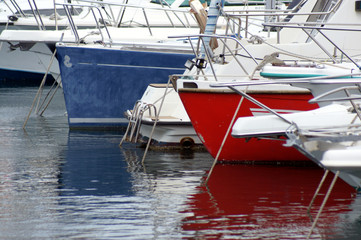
[[85, 62, 185, 71]]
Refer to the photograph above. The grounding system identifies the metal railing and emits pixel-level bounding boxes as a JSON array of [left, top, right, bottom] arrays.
[[220, 0, 343, 43], [58, 2, 112, 44], [76, 0, 198, 29], [4, 0, 202, 43], [169, 20, 361, 84], [120, 101, 158, 146]]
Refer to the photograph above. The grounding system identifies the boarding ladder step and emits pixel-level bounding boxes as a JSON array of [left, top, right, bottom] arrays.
[[119, 100, 158, 146]]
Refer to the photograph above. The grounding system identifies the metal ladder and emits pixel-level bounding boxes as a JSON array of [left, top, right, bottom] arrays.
[[119, 101, 158, 146]]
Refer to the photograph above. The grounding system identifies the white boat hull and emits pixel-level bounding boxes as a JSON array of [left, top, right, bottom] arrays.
[[125, 84, 202, 148]]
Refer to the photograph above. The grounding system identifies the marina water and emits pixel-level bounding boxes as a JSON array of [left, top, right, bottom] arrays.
[[1, 86, 361, 239]]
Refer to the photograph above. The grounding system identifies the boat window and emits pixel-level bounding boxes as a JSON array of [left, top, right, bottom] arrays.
[[307, 0, 340, 23], [305, 0, 341, 42]]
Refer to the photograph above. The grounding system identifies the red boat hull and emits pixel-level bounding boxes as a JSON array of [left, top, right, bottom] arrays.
[[178, 90, 318, 162]]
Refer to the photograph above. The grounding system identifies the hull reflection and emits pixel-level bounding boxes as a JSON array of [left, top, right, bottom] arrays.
[[182, 165, 356, 239], [59, 131, 133, 196]]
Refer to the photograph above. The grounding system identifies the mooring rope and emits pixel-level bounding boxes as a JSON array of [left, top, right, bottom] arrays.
[[307, 170, 340, 239], [23, 49, 57, 129], [141, 77, 172, 164], [204, 86, 248, 185]]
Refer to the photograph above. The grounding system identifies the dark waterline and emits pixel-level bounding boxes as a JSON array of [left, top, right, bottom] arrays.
[[1, 86, 361, 239]]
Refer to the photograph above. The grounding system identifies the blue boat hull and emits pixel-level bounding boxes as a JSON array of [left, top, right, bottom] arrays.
[[56, 44, 192, 129], [0, 68, 55, 87]]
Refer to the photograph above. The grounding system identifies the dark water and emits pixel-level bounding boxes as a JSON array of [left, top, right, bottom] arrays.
[[1, 87, 361, 239]]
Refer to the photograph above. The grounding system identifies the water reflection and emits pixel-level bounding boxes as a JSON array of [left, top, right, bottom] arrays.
[[60, 131, 133, 196], [60, 131, 212, 196], [0, 86, 68, 239], [56, 131, 213, 239], [181, 164, 357, 239], [1, 115, 360, 239]]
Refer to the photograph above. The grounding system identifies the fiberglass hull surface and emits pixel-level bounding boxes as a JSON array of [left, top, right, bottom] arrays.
[[178, 90, 317, 163], [57, 44, 193, 129]]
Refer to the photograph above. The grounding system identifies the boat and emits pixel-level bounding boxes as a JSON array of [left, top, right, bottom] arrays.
[[56, 38, 196, 129], [0, 0, 68, 25], [283, 87, 361, 189], [120, 0, 306, 147], [0, 0, 204, 85], [174, 0, 361, 162], [54, 0, 292, 129], [0, 0, 95, 84], [0, 0, 207, 120], [176, 61, 361, 163], [122, 83, 203, 149], [227, 72, 361, 185], [54, 0, 210, 129], [226, 78, 361, 237]]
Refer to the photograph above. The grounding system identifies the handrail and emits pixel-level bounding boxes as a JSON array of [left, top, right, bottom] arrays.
[[6, 0, 80, 31], [7, 0, 25, 16], [5, 0, 46, 30], [221, 0, 342, 43], [209, 73, 361, 88], [223, 0, 341, 16], [171, 15, 361, 79], [309, 85, 361, 104], [210, 76, 361, 132], [264, 22, 361, 27], [27, 0, 45, 30], [170, 33, 258, 78], [262, 23, 361, 69], [6, 0, 199, 40], [54, 0, 207, 40], [57, 2, 112, 44], [295, 124, 361, 138], [229, 85, 293, 124], [171, 28, 361, 82], [73, 0, 196, 28]]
